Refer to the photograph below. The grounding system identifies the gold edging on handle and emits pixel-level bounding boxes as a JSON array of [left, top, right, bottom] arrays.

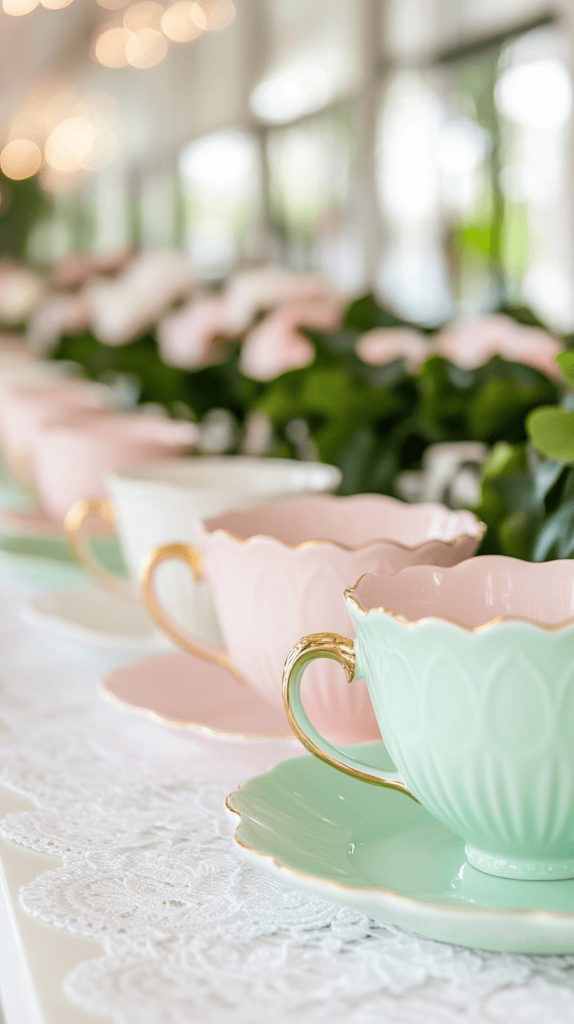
[[64, 497, 133, 601], [282, 632, 416, 798], [65, 497, 116, 549], [140, 543, 241, 679]]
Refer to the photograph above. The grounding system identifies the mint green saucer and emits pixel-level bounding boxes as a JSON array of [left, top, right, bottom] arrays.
[[0, 534, 125, 587], [227, 744, 574, 954]]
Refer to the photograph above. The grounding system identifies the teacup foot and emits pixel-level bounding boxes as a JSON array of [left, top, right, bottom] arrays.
[[466, 845, 574, 881]]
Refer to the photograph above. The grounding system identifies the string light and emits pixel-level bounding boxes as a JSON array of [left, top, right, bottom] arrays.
[[93, 27, 130, 68], [0, 140, 43, 180], [125, 27, 168, 68], [2, 0, 38, 16], [96, 0, 130, 10], [199, 0, 234, 31], [124, 0, 163, 31], [45, 118, 97, 173], [40, 0, 74, 9], [161, 1, 203, 42]]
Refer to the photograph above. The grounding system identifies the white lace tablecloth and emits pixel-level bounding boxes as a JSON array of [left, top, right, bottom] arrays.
[[0, 567, 573, 1023]]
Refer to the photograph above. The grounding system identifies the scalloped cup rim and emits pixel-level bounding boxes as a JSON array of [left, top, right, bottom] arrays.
[[199, 493, 486, 552], [346, 557, 574, 632]]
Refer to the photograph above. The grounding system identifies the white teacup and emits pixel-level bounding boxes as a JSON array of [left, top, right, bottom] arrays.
[[65, 456, 341, 646]]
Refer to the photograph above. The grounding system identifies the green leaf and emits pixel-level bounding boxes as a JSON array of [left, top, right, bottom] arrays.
[[417, 355, 470, 434], [467, 376, 556, 443], [527, 407, 574, 462], [481, 441, 527, 482], [498, 510, 536, 560], [532, 500, 574, 561], [342, 294, 409, 332], [556, 350, 574, 387]]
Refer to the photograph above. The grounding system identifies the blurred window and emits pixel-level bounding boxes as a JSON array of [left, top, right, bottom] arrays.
[[252, 0, 359, 123], [376, 10, 574, 328], [179, 129, 261, 278], [266, 104, 358, 290], [140, 164, 182, 249], [171, 0, 572, 326]]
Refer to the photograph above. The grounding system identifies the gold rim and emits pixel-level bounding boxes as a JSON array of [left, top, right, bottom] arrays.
[[225, 786, 574, 923], [65, 497, 116, 555], [101, 683, 294, 740], [63, 497, 135, 601], [345, 567, 574, 633], [204, 519, 486, 554]]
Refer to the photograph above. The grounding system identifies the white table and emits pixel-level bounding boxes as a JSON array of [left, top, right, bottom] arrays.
[[0, 562, 573, 1024]]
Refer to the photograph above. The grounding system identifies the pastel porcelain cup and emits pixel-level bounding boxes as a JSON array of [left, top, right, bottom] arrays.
[[284, 556, 574, 880], [0, 381, 112, 487], [141, 494, 485, 744], [30, 412, 196, 525], [66, 456, 341, 647], [0, 381, 111, 452]]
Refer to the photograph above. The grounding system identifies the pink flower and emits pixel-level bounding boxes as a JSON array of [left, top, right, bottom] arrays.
[[51, 252, 95, 291], [158, 297, 232, 369], [435, 315, 563, 379], [240, 299, 342, 382], [94, 244, 135, 277], [27, 293, 91, 355], [87, 250, 195, 345], [0, 262, 45, 326], [356, 327, 430, 372], [223, 268, 342, 334]]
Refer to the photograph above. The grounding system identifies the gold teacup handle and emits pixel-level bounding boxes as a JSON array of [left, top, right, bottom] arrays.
[[65, 498, 134, 602], [140, 543, 241, 679], [283, 632, 416, 798]]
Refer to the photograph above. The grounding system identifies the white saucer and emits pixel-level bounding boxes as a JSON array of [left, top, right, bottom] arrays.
[[21, 585, 169, 650]]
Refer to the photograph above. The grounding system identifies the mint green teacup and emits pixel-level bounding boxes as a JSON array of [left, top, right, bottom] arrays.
[[283, 556, 574, 881]]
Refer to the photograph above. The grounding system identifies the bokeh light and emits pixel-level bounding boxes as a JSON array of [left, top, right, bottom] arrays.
[[0, 140, 43, 180], [125, 27, 168, 68], [161, 1, 203, 42], [40, 0, 74, 9], [93, 27, 130, 68], [2, 0, 38, 15], [96, 0, 129, 9], [199, 0, 234, 31], [189, 1, 205, 29], [45, 118, 97, 173], [124, 0, 163, 31], [496, 58, 572, 131]]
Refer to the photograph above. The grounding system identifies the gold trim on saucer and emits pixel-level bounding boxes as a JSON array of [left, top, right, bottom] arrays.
[[101, 683, 294, 740], [225, 781, 574, 923]]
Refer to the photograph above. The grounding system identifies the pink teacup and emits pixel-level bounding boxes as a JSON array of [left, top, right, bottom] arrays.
[[0, 381, 111, 486], [29, 412, 197, 524], [141, 494, 485, 744]]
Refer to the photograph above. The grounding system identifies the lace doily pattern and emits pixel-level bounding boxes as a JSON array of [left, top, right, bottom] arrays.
[[0, 580, 573, 1022]]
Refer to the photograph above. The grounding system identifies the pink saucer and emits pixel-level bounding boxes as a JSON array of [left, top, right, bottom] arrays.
[[0, 507, 64, 537], [0, 506, 112, 538], [102, 652, 294, 739]]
